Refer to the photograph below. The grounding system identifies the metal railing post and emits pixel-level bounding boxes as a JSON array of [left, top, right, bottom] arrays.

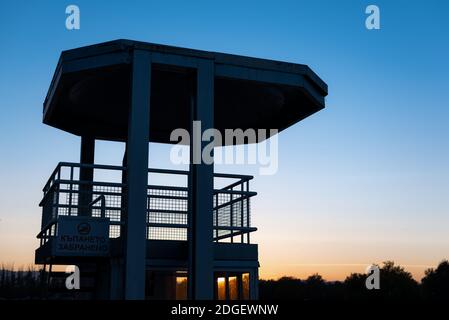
[[215, 194, 218, 242], [246, 180, 250, 244], [241, 183, 244, 243], [68, 165, 73, 216], [230, 191, 234, 243]]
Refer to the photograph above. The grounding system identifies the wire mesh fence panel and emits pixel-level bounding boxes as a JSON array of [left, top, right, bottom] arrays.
[[147, 187, 188, 240], [148, 227, 187, 241], [213, 190, 252, 242]]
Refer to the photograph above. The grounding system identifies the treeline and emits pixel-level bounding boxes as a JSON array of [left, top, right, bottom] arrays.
[[259, 260, 449, 301], [0, 264, 43, 299], [1, 260, 449, 300]]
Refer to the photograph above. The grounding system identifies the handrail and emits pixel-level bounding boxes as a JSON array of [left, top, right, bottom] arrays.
[[89, 195, 106, 218], [221, 180, 245, 191], [56, 203, 119, 211], [54, 179, 125, 188], [43, 162, 126, 193], [43, 162, 254, 192], [40, 179, 125, 206], [214, 189, 257, 196], [217, 174, 252, 191], [214, 227, 257, 241], [147, 185, 188, 191], [58, 161, 126, 171], [43, 163, 61, 192], [36, 218, 57, 239], [55, 162, 253, 179], [148, 168, 188, 175], [213, 194, 252, 211], [214, 172, 253, 180]]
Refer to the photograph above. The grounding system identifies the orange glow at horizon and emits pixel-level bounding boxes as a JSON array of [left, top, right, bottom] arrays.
[[0, 203, 446, 283], [0, 236, 440, 283]]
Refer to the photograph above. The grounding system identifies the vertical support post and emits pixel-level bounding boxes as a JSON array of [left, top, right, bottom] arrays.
[[188, 59, 214, 300], [250, 268, 259, 300], [68, 166, 74, 216], [246, 180, 250, 244], [237, 273, 243, 300], [213, 273, 218, 299], [54, 184, 60, 221], [215, 194, 218, 241], [79, 136, 95, 216], [225, 273, 230, 300], [230, 190, 234, 243], [109, 258, 124, 300], [124, 49, 152, 300], [47, 264, 52, 289], [40, 264, 47, 298], [121, 149, 128, 240], [240, 183, 244, 243]]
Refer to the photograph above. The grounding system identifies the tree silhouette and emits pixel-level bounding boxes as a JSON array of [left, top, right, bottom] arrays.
[[421, 260, 449, 300], [379, 261, 419, 300], [304, 274, 325, 300], [344, 261, 419, 300], [1, 260, 448, 300]]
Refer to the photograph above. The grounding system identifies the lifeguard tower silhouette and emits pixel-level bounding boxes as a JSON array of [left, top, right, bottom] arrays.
[[35, 40, 327, 300]]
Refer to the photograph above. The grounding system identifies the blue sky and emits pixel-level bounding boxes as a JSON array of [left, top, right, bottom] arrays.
[[0, 0, 448, 279]]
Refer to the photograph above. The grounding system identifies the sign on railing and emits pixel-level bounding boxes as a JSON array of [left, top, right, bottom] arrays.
[[55, 216, 110, 256]]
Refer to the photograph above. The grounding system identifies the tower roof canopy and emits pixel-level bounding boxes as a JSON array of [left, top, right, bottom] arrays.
[[43, 39, 327, 144]]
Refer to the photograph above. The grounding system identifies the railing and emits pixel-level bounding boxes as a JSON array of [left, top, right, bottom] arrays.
[[38, 162, 125, 247], [37, 162, 257, 247], [214, 173, 256, 244]]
